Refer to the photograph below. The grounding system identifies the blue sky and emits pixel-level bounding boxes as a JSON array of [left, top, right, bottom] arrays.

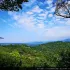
[[0, 0, 70, 43]]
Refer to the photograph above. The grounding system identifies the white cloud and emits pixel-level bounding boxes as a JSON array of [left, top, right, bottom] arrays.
[[14, 15, 36, 31], [68, 1, 70, 4], [45, 0, 52, 4], [43, 26, 70, 41], [65, 19, 70, 25], [39, 12, 48, 19], [31, 6, 43, 13], [46, 4, 53, 9], [50, 7, 55, 12], [8, 4, 70, 42], [26, 11, 33, 15], [39, 13, 46, 17], [48, 14, 53, 17], [37, 23, 45, 29], [8, 6, 47, 31]]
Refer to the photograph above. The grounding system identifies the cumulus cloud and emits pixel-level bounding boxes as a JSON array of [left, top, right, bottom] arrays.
[[50, 7, 55, 12], [48, 14, 53, 17], [45, 0, 52, 4], [8, 5, 47, 31], [42, 26, 70, 41], [7, 0, 70, 42], [37, 23, 45, 29], [31, 6, 43, 13]]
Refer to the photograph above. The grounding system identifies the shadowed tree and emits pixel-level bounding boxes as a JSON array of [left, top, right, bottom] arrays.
[[55, 0, 70, 18], [0, 0, 28, 11], [57, 50, 70, 67]]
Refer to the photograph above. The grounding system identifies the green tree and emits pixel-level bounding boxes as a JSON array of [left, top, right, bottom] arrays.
[[57, 50, 70, 67], [0, 50, 21, 67]]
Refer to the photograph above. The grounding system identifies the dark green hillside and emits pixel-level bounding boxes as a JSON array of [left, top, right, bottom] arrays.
[[0, 41, 70, 68]]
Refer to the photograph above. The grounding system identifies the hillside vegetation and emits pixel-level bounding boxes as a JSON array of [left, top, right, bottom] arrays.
[[0, 41, 70, 68]]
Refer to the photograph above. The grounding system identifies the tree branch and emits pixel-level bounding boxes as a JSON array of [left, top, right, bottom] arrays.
[[55, 0, 70, 18]]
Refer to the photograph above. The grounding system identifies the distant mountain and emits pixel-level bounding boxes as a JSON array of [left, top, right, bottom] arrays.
[[25, 41, 47, 46], [63, 39, 70, 42], [0, 42, 47, 46]]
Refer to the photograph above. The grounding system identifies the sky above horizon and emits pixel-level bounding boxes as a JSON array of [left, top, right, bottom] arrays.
[[0, 0, 70, 43]]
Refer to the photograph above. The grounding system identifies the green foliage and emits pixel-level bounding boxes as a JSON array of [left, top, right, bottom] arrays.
[[57, 50, 70, 67], [0, 41, 70, 68], [0, 0, 28, 11]]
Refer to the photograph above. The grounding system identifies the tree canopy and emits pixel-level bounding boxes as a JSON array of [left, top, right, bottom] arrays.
[[0, 41, 70, 68], [0, 0, 28, 11], [55, 0, 70, 18]]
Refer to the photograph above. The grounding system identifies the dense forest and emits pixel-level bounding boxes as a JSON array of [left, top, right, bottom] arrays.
[[0, 41, 70, 69]]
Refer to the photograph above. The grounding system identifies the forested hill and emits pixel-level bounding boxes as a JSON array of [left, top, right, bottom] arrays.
[[0, 41, 70, 68]]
